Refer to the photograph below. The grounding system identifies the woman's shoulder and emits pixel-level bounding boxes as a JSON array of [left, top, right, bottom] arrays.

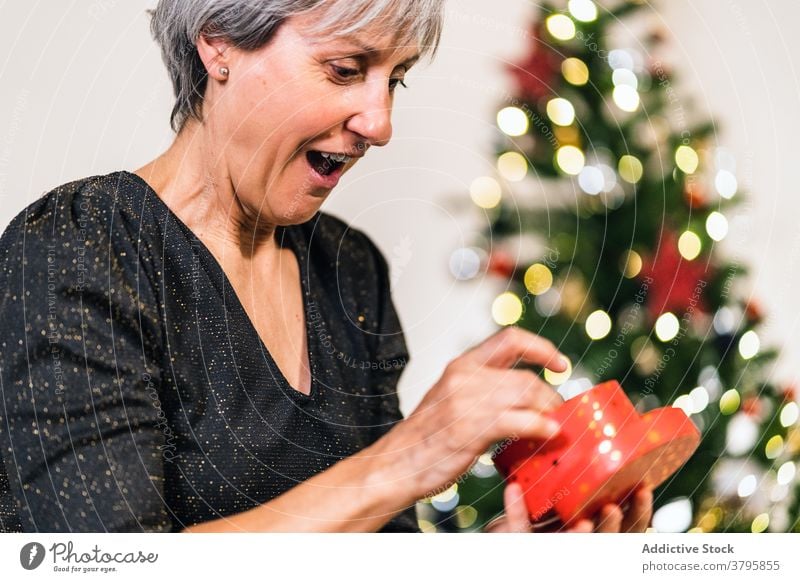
[[0, 170, 148, 246], [298, 211, 389, 268]]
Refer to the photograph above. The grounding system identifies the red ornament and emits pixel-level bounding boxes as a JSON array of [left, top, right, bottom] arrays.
[[745, 299, 764, 324], [486, 250, 516, 279], [742, 396, 763, 418], [506, 23, 561, 102], [639, 229, 712, 318], [683, 180, 708, 209], [782, 384, 797, 402], [493, 381, 700, 527]]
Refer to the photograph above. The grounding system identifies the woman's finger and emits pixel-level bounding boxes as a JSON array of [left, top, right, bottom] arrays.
[[482, 368, 564, 412], [495, 409, 561, 441], [594, 504, 623, 532], [465, 327, 568, 371], [565, 519, 594, 533], [502, 483, 533, 533], [622, 488, 653, 532]]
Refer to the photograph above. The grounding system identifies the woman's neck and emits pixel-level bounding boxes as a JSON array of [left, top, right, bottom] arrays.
[[133, 120, 279, 261]]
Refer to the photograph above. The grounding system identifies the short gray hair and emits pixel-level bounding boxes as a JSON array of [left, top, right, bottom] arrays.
[[148, 0, 446, 133]]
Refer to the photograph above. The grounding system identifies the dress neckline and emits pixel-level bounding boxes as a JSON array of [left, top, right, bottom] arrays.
[[119, 170, 318, 401]]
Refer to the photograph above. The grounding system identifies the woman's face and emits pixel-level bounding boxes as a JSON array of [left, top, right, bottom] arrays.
[[199, 13, 420, 227]]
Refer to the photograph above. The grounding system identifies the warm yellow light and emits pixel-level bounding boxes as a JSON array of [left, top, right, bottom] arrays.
[[738, 474, 757, 497], [777, 461, 796, 485], [555, 145, 585, 175], [454, 505, 479, 529], [544, 356, 572, 385], [546, 14, 576, 41], [492, 292, 523, 326], [675, 145, 699, 174], [738, 330, 760, 359], [431, 484, 458, 503], [497, 106, 529, 137], [706, 212, 729, 241], [612, 85, 640, 112], [547, 97, 576, 126], [780, 402, 799, 427], [719, 389, 741, 415], [690, 386, 710, 413], [524, 263, 553, 295], [585, 309, 612, 340], [469, 176, 502, 209], [751, 514, 769, 533], [618, 155, 643, 183], [673, 394, 692, 417], [655, 312, 680, 342], [620, 250, 642, 278], [678, 231, 702, 260], [612, 68, 638, 89], [765, 435, 784, 459], [568, 0, 598, 22], [562, 58, 589, 86], [497, 152, 528, 182], [715, 170, 738, 199]]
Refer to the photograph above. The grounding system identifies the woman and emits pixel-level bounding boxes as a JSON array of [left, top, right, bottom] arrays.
[[0, 0, 651, 533]]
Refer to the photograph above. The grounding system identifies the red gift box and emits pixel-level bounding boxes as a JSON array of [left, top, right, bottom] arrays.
[[492, 380, 700, 527]]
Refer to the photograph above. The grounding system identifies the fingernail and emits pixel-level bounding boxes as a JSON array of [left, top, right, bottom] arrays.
[[559, 355, 569, 368]]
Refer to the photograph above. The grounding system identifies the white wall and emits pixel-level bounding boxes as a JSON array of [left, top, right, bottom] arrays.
[[1, 1, 798, 413]]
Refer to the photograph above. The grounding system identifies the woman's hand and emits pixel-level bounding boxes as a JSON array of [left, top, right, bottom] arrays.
[[370, 327, 567, 503], [484, 483, 653, 533]]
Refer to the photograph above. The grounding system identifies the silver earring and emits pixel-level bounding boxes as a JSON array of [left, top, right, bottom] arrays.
[[219, 66, 229, 78]]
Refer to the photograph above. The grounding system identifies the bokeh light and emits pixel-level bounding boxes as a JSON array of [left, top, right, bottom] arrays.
[[555, 145, 585, 175], [620, 249, 643, 278], [492, 292, 523, 325], [562, 58, 589, 86], [585, 309, 612, 340], [497, 106, 530, 136], [678, 231, 702, 260], [738, 330, 760, 359], [578, 166, 604, 195], [706, 212, 729, 241], [547, 97, 576, 126], [469, 176, 502, 209], [675, 145, 699, 174], [777, 461, 796, 485], [765, 435, 784, 459], [751, 513, 769, 533], [612, 85, 640, 112], [568, 0, 598, 22], [715, 169, 738, 199], [737, 474, 757, 497], [618, 155, 643, 183], [546, 14, 576, 41], [524, 263, 553, 295], [655, 312, 680, 342], [780, 402, 799, 427], [497, 151, 528, 181], [719, 389, 741, 415]]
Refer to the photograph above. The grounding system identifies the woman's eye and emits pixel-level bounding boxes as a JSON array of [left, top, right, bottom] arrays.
[[332, 65, 360, 80]]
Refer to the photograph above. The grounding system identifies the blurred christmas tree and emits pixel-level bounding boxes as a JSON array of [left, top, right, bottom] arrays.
[[423, 0, 800, 533]]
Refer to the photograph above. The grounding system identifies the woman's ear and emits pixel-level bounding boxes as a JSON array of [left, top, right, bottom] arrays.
[[196, 33, 232, 81]]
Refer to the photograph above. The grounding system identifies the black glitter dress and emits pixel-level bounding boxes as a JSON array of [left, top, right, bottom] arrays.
[[0, 171, 418, 532]]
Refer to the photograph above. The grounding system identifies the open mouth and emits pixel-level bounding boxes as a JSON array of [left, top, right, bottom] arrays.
[[306, 151, 352, 177]]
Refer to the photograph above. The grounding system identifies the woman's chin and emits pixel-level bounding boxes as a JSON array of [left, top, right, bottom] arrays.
[[278, 201, 325, 225]]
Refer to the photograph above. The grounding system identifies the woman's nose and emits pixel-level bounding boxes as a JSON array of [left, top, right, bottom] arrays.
[[344, 86, 394, 147]]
